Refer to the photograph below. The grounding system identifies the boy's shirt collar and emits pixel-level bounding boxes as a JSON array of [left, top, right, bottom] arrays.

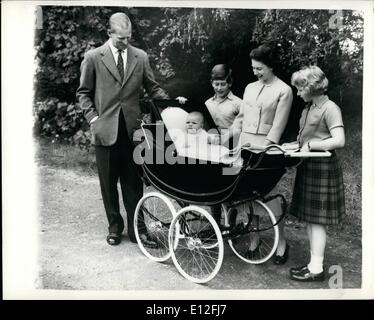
[[213, 90, 233, 101]]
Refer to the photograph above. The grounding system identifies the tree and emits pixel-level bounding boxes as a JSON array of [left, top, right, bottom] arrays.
[[250, 9, 363, 105]]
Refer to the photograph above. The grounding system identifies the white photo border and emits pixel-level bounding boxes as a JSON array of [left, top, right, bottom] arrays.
[[2, 0, 373, 300]]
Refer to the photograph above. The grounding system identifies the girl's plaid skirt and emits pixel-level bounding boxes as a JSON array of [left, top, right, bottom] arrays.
[[289, 152, 345, 225]]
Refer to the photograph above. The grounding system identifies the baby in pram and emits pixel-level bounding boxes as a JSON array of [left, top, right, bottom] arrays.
[[163, 109, 235, 164], [180, 111, 220, 147]]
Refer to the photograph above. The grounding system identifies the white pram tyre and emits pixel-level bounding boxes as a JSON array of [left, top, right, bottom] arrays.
[[168, 206, 224, 283], [134, 192, 177, 262], [228, 200, 279, 264]]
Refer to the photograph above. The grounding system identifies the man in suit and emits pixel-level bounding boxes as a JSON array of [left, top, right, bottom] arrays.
[[77, 12, 169, 245]]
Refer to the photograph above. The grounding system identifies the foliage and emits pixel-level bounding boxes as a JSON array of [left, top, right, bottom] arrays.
[[251, 9, 364, 104], [34, 97, 91, 149], [34, 6, 155, 147], [141, 8, 260, 98], [35, 6, 119, 102]]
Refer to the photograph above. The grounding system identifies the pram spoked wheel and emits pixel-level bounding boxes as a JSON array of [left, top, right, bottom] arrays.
[[228, 200, 279, 264], [134, 192, 176, 262], [168, 206, 224, 283]]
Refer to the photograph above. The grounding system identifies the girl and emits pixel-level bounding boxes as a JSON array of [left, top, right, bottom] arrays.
[[288, 65, 345, 281]]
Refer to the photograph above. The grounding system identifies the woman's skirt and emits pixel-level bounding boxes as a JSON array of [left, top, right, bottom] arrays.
[[289, 152, 345, 225]]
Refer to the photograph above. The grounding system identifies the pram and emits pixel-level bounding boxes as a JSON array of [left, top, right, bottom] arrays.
[[133, 99, 330, 283]]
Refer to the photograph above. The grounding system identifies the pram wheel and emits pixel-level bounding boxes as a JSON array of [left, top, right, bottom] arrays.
[[228, 200, 279, 264], [169, 206, 224, 283], [134, 192, 176, 262]]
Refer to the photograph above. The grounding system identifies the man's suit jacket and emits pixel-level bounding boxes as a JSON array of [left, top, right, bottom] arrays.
[[77, 41, 167, 146]]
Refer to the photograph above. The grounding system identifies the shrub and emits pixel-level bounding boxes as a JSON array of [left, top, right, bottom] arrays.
[[34, 97, 91, 149]]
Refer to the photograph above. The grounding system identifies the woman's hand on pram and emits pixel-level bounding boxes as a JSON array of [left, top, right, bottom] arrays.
[[220, 131, 234, 146], [175, 96, 188, 104], [208, 134, 221, 145]]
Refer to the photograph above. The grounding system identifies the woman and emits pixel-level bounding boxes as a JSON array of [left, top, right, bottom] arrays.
[[230, 44, 293, 264], [288, 66, 345, 281]]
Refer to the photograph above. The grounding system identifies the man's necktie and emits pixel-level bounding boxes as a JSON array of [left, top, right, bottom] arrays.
[[117, 50, 124, 82]]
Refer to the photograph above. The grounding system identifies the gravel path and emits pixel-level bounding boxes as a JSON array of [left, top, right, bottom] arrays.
[[37, 165, 362, 296]]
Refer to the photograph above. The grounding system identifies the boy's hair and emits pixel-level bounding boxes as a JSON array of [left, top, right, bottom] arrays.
[[211, 64, 233, 84], [291, 65, 329, 96]]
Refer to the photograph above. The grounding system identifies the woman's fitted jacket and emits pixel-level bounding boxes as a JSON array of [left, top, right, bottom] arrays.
[[232, 77, 293, 144]]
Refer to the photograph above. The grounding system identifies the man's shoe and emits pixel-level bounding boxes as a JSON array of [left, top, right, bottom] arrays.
[[289, 266, 325, 282], [272, 243, 289, 265], [106, 233, 121, 246]]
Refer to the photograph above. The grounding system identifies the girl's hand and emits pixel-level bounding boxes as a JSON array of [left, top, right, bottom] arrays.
[[300, 143, 309, 152], [282, 142, 300, 151]]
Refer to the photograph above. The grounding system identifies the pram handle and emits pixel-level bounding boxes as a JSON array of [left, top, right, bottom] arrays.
[[243, 144, 331, 170], [151, 98, 186, 107], [245, 144, 286, 170]]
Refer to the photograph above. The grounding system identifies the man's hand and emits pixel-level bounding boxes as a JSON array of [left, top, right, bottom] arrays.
[[175, 96, 188, 104]]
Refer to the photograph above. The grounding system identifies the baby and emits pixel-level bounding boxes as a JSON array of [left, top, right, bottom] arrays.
[[186, 111, 206, 133], [170, 111, 221, 155], [184, 111, 219, 147]]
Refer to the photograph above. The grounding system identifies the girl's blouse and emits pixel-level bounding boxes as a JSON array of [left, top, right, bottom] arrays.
[[297, 96, 344, 146], [232, 77, 293, 144], [205, 91, 242, 130]]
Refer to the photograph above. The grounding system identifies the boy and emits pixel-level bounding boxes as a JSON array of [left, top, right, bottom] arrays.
[[205, 64, 242, 132], [205, 64, 242, 223]]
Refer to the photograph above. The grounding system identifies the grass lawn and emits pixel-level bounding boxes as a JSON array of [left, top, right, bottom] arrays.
[[35, 138, 97, 175]]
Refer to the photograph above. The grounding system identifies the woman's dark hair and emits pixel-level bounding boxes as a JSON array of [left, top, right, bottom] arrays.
[[249, 44, 278, 70], [210, 64, 233, 83]]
